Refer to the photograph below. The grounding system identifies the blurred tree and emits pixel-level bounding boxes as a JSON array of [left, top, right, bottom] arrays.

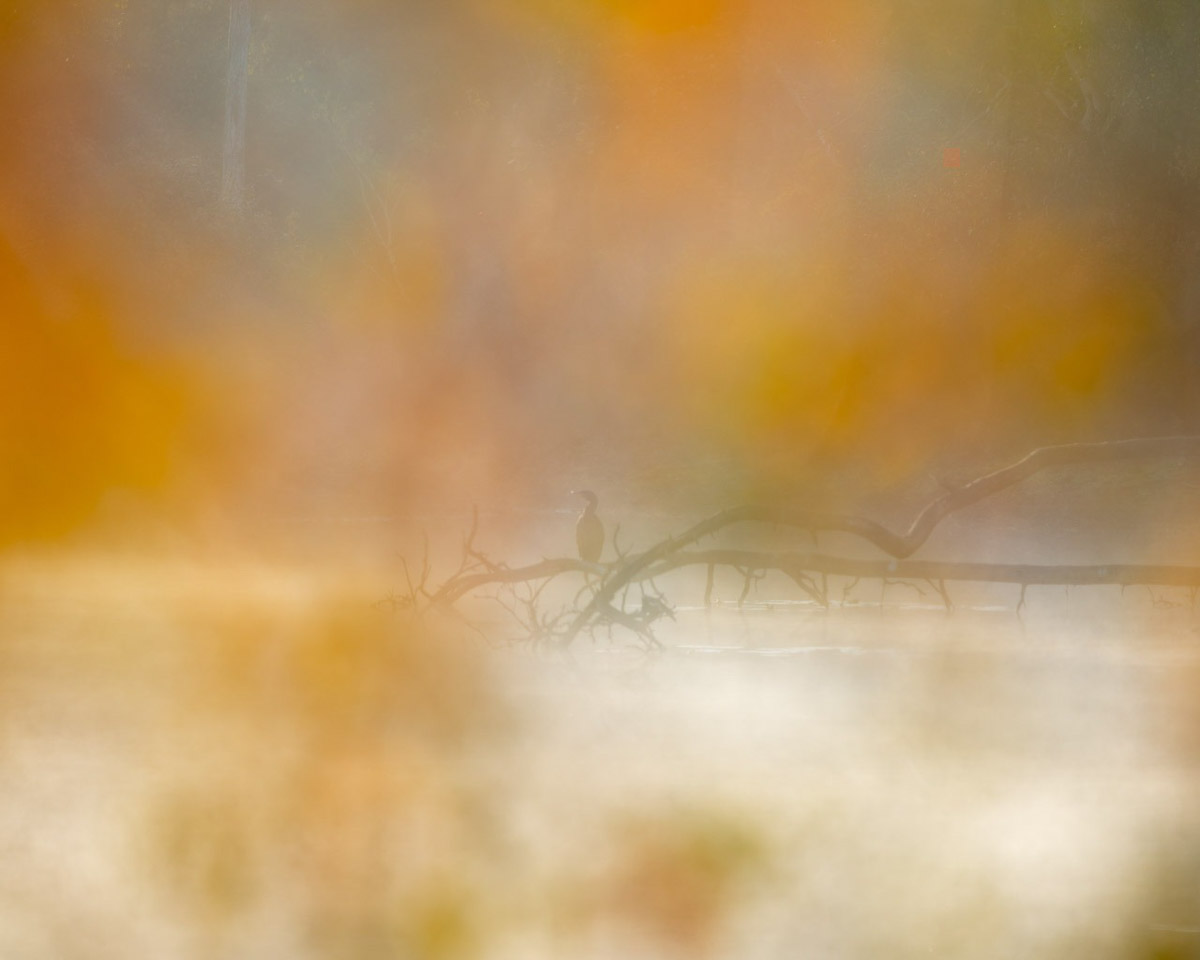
[[221, 0, 251, 211]]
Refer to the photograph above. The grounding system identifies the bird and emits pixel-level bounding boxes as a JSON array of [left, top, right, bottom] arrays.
[[572, 489, 604, 564]]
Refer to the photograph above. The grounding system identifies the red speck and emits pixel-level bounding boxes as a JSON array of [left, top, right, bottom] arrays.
[[943, 148, 961, 168]]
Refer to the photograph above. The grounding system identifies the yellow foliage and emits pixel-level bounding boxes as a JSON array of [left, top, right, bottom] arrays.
[[0, 250, 190, 546]]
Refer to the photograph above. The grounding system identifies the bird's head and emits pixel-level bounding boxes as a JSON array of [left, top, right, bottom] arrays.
[[571, 489, 599, 508]]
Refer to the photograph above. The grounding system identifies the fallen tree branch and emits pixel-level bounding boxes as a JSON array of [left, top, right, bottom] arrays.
[[559, 436, 1200, 645], [409, 437, 1200, 646], [639, 549, 1200, 591], [430, 545, 1200, 618], [430, 557, 599, 607]]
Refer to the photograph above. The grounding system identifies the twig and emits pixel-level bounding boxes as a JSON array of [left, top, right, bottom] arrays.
[[926, 578, 954, 612], [883, 579, 925, 598], [612, 522, 629, 560], [842, 577, 861, 605]]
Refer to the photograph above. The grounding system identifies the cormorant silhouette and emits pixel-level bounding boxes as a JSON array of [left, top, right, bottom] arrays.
[[572, 489, 604, 564]]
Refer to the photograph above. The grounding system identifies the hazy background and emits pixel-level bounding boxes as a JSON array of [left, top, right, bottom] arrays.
[[5, 0, 1200, 555]]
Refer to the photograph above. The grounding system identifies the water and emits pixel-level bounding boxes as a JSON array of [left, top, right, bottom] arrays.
[[1, 554, 1198, 958]]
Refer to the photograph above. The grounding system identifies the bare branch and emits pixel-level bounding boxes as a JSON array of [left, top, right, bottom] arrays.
[[883, 579, 925, 598], [639, 549, 1200, 591], [612, 522, 629, 560], [842, 577, 861, 605], [926, 578, 954, 612], [560, 437, 1200, 646], [431, 557, 598, 607]]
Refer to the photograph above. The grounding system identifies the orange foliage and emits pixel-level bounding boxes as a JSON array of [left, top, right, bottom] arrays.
[[0, 248, 191, 545]]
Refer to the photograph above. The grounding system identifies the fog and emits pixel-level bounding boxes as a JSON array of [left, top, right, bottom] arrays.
[[3, 1, 1200, 957], [7, 0, 1200, 529], [4, 557, 1200, 958]]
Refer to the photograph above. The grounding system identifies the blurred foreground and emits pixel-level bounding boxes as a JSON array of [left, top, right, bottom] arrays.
[[2, 550, 1199, 959]]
